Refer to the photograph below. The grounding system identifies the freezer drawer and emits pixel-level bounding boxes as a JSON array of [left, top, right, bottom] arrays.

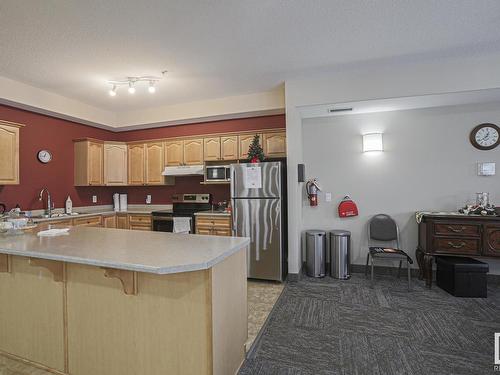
[[233, 198, 282, 281]]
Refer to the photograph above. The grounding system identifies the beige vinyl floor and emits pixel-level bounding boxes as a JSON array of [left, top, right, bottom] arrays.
[[0, 280, 284, 374]]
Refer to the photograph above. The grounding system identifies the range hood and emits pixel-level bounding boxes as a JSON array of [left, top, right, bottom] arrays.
[[161, 165, 204, 176]]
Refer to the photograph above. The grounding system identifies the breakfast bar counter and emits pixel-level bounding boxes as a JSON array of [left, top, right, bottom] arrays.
[[0, 227, 250, 375]]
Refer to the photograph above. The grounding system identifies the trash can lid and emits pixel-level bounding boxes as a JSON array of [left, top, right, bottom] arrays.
[[306, 230, 326, 236], [330, 230, 351, 236]]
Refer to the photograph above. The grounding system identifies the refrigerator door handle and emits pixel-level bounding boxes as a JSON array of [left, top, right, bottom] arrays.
[[232, 203, 237, 236]]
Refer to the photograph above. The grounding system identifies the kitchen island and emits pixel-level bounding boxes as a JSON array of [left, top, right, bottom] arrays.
[[0, 226, 250, 375]]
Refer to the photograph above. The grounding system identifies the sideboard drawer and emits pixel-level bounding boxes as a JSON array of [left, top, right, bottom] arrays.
[[434, 223, 480, 237], [433, 237, 480, 255]]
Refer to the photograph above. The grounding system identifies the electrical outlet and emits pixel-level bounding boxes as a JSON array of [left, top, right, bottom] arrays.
[[146, 195, 152, 204], [325, 192, 332, 202], [92, 195, 97, 203]]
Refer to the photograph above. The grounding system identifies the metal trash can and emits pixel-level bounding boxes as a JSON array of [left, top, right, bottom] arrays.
[[305, 230, 326, 277], [330, 230, 351, 279]]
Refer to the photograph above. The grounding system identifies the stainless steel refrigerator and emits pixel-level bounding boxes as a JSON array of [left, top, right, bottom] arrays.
[[231, 162, 287, 281]]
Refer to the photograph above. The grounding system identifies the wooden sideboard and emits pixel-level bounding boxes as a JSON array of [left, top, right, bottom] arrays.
[[416, 214, 500, 287]]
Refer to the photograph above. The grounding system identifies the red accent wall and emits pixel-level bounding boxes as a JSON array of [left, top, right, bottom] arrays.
[[0, 105, 285, 211], [118, 115, 285, 142]]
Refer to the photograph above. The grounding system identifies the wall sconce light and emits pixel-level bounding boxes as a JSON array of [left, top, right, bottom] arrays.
[[362, 133, 383, 152]]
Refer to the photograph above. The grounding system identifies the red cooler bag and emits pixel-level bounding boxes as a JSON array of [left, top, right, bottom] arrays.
[[338, 196, 358, 218]]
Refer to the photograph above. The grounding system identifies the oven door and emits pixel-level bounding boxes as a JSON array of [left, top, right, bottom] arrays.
[[205, 166, 228, 182], [152, 216, 174, 232]]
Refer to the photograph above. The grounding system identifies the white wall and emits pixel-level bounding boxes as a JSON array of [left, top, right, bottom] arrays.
[[285, 52, 500, 276], [301, 103, 500, 274]]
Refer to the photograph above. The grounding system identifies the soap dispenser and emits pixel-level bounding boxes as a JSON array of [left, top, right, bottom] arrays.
[[65, 196, 73, 214]]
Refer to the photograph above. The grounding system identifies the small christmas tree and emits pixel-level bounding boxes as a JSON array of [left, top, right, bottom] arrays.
[[247, 134, 265, 163]]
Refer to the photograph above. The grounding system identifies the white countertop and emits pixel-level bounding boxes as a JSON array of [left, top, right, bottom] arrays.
[[0, 227, 250, 275]]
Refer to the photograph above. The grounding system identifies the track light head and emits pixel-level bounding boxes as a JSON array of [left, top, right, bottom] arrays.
[[148, 81, 156, 94], [128, 81, 136, 94], [108, 85, 117, 97]]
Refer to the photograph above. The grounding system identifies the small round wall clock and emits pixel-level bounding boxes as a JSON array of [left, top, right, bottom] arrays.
[[37, 150, 52, 163], [470, 123, 500, 150]]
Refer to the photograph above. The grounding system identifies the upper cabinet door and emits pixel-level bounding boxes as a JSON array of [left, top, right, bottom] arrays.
[[104, 143, 127, 185], [238, 133, 262, 160], [263, 131, 287, 158], [165, 140, 184, 166], [127, 144, 145, 185], [88, 142, 104, 186], [145, 142, 164, 185], [0, 122, 20, 185], [203, 137, 221, 161], [221, 136, 238, 160], [183, 138, 204, 165]]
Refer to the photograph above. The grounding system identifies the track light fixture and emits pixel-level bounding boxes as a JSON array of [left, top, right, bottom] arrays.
[[107, 73, 165, 97], [128, 82, 136, 94]]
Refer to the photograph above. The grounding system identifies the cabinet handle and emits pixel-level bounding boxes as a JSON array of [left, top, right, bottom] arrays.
[[447, 241, 466, 249], [447, 225, 466, 233]]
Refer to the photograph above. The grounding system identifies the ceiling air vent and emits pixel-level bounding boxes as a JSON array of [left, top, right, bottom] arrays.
[[328, 107, 353, 113]]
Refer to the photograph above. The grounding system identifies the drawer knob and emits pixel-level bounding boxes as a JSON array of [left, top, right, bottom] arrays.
[[447, 225, 467, 233], [447, 241, 466, 249]]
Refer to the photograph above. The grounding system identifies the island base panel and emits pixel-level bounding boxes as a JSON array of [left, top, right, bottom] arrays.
[[0, 256, 66, 373]]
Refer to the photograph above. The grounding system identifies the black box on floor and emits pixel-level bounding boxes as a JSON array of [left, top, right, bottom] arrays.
[[436, 256, 488, 298]]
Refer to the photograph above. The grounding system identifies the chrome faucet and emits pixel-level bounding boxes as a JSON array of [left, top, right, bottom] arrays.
[[39, 188, 53, 217]]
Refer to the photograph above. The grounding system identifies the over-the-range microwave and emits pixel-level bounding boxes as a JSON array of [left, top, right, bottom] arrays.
[[205, 165, 231, 182]]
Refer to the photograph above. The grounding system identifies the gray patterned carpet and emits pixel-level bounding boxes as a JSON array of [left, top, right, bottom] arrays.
[[239, 273, 500, 375]]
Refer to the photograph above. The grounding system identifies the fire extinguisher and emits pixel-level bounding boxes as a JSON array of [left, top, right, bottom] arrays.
[[305, 179, 321, 206]]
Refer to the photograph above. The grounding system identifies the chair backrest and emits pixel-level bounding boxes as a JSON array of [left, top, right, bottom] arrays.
[[368, 214, 399, 245]]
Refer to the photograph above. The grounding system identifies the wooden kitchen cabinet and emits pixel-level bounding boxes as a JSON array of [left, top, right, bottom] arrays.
[[128, 214, 152, 231], [203, 137, 221, 161], [164, 140, 183, 166], [116, 214, 129, 229], [129, 142, 167, 185], [195, 215, 232, 236], [145, 142, 164, 185], [72, 216, 102, 227], [104, 142, 127, 185], [74, 139, 104, 186], [263, 131, 286, 158], [0, 120, 22, 185], [183, 138, 204, 165], [238, 133, 262, 160], [221, 136, 238, 160], [103, 215, 116, 228], [204, 136, 238, 161], [128, 144, 146, 185]]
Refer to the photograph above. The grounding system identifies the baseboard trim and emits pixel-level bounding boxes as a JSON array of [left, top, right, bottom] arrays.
[[287, 263, 303, 282]]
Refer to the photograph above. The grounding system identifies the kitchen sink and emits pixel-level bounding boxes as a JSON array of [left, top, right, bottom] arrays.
[[31, 212, 80, 219]]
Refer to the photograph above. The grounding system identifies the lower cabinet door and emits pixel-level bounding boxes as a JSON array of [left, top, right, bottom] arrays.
[[116, 215, 129, 229], [213, 228, 231, 236], [103, 215, 116, 228], [196, 226, 212, 235], [129, 224, 151, 231]]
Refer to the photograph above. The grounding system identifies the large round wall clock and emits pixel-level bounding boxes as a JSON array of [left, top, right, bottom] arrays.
[[470, 123, 500, 150], [37, 150, 52, 163]]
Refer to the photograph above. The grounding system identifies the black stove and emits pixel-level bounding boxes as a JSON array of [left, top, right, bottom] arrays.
[[152, 194, 212, 233]]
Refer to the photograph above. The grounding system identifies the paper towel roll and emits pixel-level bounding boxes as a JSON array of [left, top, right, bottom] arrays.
[[113, 193, 120, 212], [119, 194, 128, 212]]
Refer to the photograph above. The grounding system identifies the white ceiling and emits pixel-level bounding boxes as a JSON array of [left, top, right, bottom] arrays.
[[2, 0, 500, 112]]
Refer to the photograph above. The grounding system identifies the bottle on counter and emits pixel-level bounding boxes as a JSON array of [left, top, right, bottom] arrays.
[[65, 196, 73, 214]]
